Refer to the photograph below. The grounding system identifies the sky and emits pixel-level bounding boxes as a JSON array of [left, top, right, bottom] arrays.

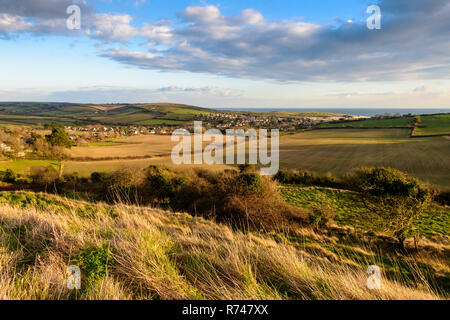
[[0, 0, 449, 109]]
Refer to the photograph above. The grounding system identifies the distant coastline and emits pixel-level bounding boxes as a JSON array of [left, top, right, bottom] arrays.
[[214, 108, 450, 117]]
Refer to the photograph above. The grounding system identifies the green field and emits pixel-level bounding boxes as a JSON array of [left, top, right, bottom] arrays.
[[317, 116, 414, 128], [0, 158, 172, 177], [415, 114, 450, 136], [1, 127, 449, 190], [281, 186, 450, 238], [0, 160, 60, 174], [279, 129, 450, 190], [134, 119, 186, 125], [67, 128, 450, 189]]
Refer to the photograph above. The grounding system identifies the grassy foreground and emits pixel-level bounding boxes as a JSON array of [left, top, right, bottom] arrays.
[[0, 192, 447, 300]]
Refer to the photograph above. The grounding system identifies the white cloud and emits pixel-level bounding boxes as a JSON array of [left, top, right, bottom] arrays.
[[42, 85, 241, 104], [1, 1, 449, 83], [180, 5, 223, 24], [97, 2, 450, 82], [90, 14, 138, 42], [0, 14, 32, 34]]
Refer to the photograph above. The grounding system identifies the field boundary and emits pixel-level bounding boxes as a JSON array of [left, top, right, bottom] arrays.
[[312, 126, 412, 130], [410, 133, 450, 138], [68, 153, 171, 162]]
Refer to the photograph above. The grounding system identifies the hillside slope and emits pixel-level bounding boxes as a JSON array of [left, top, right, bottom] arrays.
[[0, 192, 447, 300], [0, 102, 213, 126]]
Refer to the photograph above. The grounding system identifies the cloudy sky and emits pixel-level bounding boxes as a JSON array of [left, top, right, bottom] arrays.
[[1, 0, 449, 108]]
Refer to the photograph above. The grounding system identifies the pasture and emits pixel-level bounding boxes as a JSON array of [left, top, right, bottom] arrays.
[[415, 114, 450, 136], [317, 116, 414, 128], [1, 128, 449, 190], [279, 129, 450, 190], [64, 129, 450, 189], [0, 160, 60, 174]]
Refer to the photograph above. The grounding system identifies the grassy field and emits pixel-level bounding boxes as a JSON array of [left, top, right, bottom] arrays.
[[0, 191, 447, 299], [2, 128, 447, 190], [134, 119, 186, 125], [281, 186, 450, 238], [0, 160, 60, 174], [415, 114, 450, 136], [87, 142, 126, 147], [69, 135, 174, 159], [69, 133, 243, 160], [64, 156, 232, 176], [317, 117, 414, 128], [279, 129, 450, 190]]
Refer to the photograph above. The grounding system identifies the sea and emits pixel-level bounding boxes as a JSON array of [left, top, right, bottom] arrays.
[[214, 108, 450, 117]]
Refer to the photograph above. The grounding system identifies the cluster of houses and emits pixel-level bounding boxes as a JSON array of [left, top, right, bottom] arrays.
[[194, 112, 364, 131], [0, 143, 25, 157], [64, 125, 171, 139]]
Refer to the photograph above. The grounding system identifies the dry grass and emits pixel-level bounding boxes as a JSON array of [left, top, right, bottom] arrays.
[[0, 194, 446, 300], [64, 156, 232, 177], [68, 135, 174, 159]]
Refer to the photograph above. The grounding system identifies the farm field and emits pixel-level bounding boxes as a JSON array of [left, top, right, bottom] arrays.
[[64, 156, 231, 176], [1, 127, 449, 190], [67, 128, 450, 189], [415, 114, 450, 136], [317, 116, 414, 128], [69, 134, 235, 160], [0, 160, 60, 174], [69, 135, 174, 159], [279, 129, 450, 190]]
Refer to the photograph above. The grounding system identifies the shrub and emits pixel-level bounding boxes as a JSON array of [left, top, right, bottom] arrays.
[[274, 169, 342, 188], [45, 125, 72, 148], [435, 191, 450, 206], [171, 170, 308, 231], [72, 244, 115, 284], [309, 206, 335, 229], [63, 172, 81, 189], [31, 166, 59, 189], [144, 165, 186, 203], [238, 163, 256, 173], [14, 176, 33, 185], [237, 172, 263, 192], [90, 172, 108, 183], [104, 167, 144, 204], [1, 169, 17, 183], [348, 167, 435, 249]]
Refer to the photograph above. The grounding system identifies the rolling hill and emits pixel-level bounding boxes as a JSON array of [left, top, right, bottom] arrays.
[[0, 102, 214, 126]]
